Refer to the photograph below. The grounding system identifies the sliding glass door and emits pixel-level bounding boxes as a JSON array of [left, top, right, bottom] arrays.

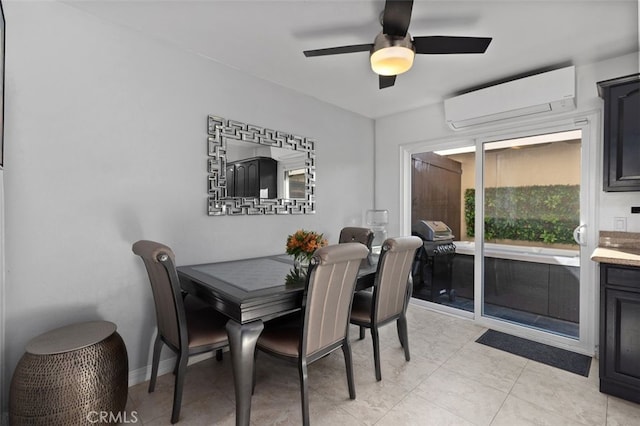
[[410, 144, 476, 313], [406, 116, 597, 352], [480, 130, 583, 338]]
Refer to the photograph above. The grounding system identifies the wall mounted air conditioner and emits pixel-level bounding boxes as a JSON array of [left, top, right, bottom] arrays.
[[444, 66, 576, 130]]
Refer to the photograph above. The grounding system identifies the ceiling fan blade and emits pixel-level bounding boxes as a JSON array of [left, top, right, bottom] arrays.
[[413, 36, 492, 54], [382, 0, 413, 37], [303, 43, 373, 57], [379, 75, 396, 89]]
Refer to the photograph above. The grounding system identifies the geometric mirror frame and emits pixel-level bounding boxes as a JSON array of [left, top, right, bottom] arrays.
[[207, 115, 316, 215]]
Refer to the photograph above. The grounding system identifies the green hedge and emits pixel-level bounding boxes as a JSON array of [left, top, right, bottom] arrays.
[[465, 185, 579, 245]]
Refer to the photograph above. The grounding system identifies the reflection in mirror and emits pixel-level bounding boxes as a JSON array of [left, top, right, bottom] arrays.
[[285, 169, 306, 199], [207, 115, 316, 215]]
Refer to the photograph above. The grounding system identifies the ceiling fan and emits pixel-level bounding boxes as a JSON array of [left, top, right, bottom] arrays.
[[303, 0, 492, 89]]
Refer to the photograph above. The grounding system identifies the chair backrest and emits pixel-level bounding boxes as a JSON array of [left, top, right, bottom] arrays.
[[302, 243, 369, 358], [132, 240, 186, 350], [373, 236, 423, 323], [338, 227, 374, 251]]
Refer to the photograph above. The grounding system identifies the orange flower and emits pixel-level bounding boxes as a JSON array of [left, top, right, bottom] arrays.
[[285, 229, 328, 259]]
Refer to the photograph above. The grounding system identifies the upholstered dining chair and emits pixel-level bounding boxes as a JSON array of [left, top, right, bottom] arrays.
[[254, 243, 369, 426], [338, 226, 374, 249], [349, 236, 422, 381], [132, 240, 229, 424], [339, 227, 374, 268]]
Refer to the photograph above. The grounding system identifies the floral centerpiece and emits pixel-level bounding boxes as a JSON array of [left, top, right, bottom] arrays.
[[285, 229, 328, 285], [286, 229, 328, 267]]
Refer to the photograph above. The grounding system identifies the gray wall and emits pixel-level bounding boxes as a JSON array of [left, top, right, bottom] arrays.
[[1, 0, 374, 404]]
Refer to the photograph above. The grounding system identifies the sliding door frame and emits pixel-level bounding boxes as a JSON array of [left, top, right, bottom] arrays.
[[400, 111, 600, 355]]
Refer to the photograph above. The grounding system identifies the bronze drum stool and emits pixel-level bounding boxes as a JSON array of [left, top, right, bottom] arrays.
[[10, 321, 128, 425]]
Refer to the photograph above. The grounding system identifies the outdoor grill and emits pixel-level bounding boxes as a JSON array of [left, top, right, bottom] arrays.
[[411, 220, 457, 302]]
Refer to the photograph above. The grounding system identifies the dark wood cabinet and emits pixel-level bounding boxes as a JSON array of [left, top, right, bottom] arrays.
[[599, 263, 640, 403], [226, 157, 277, 199], [597, 74, 640, 192]]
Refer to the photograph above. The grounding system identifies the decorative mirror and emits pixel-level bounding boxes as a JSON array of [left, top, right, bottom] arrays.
[[207, 115, 316, 215]]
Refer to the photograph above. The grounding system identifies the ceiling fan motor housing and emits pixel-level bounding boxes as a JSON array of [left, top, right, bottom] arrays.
[[370, 32, 415, 76]]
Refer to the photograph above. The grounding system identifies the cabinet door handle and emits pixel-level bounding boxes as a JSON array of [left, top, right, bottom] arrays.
[[573, 224, 587, 246]]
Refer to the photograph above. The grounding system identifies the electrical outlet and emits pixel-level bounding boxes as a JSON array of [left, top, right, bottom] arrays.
[[614, 217, 627, 231]]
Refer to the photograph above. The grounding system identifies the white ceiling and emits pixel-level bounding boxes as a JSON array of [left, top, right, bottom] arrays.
[[64, 0, 639, 119]]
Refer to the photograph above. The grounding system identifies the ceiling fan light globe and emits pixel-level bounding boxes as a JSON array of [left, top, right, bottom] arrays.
[[370, 46, 414, 76]]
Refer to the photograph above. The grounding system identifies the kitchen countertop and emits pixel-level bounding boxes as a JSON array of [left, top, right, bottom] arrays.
[[591, 231, 640, 267]]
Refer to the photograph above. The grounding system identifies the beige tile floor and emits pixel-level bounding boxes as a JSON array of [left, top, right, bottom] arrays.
[[126, 305, 640, 425]]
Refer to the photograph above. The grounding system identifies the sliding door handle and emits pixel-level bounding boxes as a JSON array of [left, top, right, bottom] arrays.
[[573, 224, 587, 246]]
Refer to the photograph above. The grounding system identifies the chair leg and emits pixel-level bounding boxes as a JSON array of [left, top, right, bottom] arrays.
[[252, 350, 257, 395], [397, 315, 410, 361], [396, 320, 404, 348], [216, 348, 223, 361], [359, 326, 365, 340], [341, 340, 356, 400], [171, 351, 189, 424], [371, 326, 382, 381], [298, 359, 310, 426], [148, 334, 163, 393]]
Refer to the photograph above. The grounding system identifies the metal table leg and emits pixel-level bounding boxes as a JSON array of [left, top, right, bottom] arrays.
[[226, 319, 264, 426]]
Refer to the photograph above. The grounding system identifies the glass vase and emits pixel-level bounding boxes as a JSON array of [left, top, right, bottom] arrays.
[[294, 253, 312, 269]]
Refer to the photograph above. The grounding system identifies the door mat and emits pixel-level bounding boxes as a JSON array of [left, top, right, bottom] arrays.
[[476, 329, 592, 377]]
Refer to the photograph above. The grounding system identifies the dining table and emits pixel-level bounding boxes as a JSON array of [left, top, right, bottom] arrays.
[[177, 252, 377, 426]]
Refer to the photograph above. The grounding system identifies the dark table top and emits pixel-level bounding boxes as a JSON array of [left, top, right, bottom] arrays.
[[177, 253, 377, 324]]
